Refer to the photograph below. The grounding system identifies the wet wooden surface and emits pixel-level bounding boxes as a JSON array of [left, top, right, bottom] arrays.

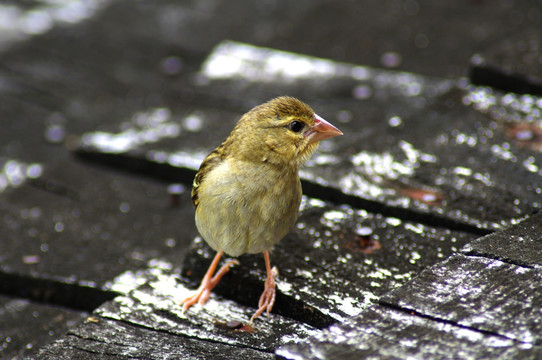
[[1, 1, 542, 359]]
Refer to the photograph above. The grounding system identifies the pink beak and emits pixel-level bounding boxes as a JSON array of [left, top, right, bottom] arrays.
[[305, 114, 343, 144]]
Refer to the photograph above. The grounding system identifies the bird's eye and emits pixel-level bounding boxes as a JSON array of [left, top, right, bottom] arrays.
[[287, 121, 304, 133]]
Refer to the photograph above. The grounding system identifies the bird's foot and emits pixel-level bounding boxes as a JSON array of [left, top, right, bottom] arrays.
[[250, 265, 278, 324], [181, 280, 210, 314], [181, 253, 239, 314]]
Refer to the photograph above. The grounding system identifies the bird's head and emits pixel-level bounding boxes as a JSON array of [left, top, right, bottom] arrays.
[[231, 96, 343, 167]]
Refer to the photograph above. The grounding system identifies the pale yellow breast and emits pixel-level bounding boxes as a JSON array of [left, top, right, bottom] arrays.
[[195, 158, 301, 257]]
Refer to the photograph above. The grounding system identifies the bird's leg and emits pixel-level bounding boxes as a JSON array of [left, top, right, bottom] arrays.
[[181, 250, 239, 313], [250, 251, 278, 324]]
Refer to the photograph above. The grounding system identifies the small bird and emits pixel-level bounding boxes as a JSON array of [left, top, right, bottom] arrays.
[[181, 96, 342, 323]]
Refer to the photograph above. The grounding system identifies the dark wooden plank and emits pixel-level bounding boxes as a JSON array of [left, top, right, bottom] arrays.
[[0, 295, 87, 360], [30, 256, 316, 358], [470, 29, 542, 95], [462, 211, 542, 268], [381, 253, 542, 343], [276, 305, 542, 360], [0, 160, 196, 304], [32, 317, 273, 360], [277, 214, 542, 359], [92, 261, 318, 356]]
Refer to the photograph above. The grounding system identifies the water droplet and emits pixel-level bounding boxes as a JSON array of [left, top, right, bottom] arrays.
[[380, 52, 402, 68], [31, 207, 42, 218], [386, 217, 402, 226], [54, 222, 64, 232], [388, 116, 402, 127], [44, 124, 66, 143], [355, 226, 373, 236], [22, 255, 40, 264], [470, 53, 485, 66], [409, 251, 421, 264], [131, 251, 145, 261], [352, 84, 372, 99], [4, 160, 26, 187], [351, 66, 370, 80], [183, 113, 204, 132], [160, 56, 183, 75], [336, 110, 352, 123], [26, 164, 43, 179], [119, 202, 130, 214]]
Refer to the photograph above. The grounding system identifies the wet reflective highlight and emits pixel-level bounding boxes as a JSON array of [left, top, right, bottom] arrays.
[[464, 84, 542, 125], [0, 1, 111, 50], [0, 159, 43, 193], [101, 258, 321, 345], [80, 108, 179, 154], [293, 199, 475, 320], [202, 41, 339, 82], [337, 144, 444, 207], [201, 40, 454, 99]]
